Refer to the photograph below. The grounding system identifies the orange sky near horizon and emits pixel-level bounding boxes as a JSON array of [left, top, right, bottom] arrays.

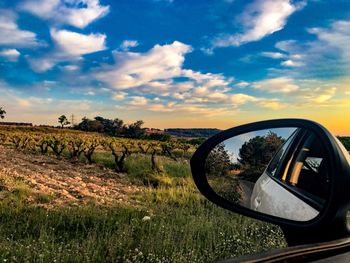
[[2, 104, 350, 136]]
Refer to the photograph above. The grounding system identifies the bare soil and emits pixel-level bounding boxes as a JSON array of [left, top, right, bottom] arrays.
[[0, 146, 143, 208]]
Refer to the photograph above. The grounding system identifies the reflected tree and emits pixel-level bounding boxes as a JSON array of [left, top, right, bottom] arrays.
[[205, 143, 241, 203], [237, 131, 285, 182], [205, 143, 232, 178]]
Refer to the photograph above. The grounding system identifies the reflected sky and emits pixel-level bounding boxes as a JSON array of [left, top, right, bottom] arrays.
[[223, 128, 297, 163]]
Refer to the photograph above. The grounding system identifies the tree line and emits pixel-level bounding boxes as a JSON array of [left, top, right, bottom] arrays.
[[58, 115, 171, 141]]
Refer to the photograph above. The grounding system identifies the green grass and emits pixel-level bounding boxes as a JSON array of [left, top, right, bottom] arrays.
[[0, 136, 287, 262], [90, 151, 115, 169], [124, 154, 153, 180], [0, 193, 286, 263], [0, 168, 286, 262], [163, 158, 191, 178]]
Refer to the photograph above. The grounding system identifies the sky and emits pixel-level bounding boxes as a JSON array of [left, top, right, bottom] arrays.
[[0, 0, 349, 134], [224, 127, 296, 162]]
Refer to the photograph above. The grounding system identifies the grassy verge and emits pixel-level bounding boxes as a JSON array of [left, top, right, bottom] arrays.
[[0, 174, 286, 262], [0, 141, 287, 262]]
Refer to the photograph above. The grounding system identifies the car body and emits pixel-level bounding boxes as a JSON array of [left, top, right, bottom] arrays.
[[250, 128, 328, 222]]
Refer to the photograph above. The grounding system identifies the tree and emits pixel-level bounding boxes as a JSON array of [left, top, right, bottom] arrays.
[[73, 116, 146, 138], [237, 131, 285, 181], [58, 115, 70, 128], [205, 143, 232, 178], [112, 118, 124, 136], [124, 120, 144, 138], [0, 107, 6, 119], [205, 143, 241, 203]]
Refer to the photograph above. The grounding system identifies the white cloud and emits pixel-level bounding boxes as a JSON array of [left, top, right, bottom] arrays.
[[0, 48, 20, 62], [148, 104, 174, 113], [281, 59, 303, 67], [85, 91, 95, 96], [93, 41, 274, 114], [21, 0, 109, 29], [261, 52, 287, 59], [182, 69, 232, 87], [200, 47, 214, 56], [120, 40, 139, 51], [0, 9, 41, 47], [273, 21, 350, 77], [230, 93, 258, 105], [29, 58, 57, 73], [51, 29, 106, 56], [258, 99, 287, 110], [147, 103, 232, 117], [130, 96, 148, 106], [308, 20, 350, 65], [213, 0, 305, 47], [235, 81, 250, 88], [112, 92, 127, 101], [275, 40, 297, 52], [28, 29, 107, 72], [62, 64, 80, 71], [94, 41, 237, 109], [95, 41, 192, 89], [94, 41, 295, 115], [301, 87, 337, 104], [253, 77, 299, 93]]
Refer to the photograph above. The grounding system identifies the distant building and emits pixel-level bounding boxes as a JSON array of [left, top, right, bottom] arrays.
[[0, 122, 33, 127]]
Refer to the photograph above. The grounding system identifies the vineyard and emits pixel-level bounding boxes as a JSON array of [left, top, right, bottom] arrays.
[[0, 126, 285, 262], [0, 126, 195, 173]]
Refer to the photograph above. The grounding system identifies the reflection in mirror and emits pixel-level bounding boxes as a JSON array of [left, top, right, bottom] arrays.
[[205, 128, 330, 222]]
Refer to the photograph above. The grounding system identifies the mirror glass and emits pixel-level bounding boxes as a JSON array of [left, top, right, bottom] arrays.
[[205, 127, 330, 222]]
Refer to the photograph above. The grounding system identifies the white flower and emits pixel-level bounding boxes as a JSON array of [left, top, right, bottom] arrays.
[[142, 216, 151, 222]]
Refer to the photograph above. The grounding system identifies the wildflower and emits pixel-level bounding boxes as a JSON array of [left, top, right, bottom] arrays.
[[142, 216, 151, 222]]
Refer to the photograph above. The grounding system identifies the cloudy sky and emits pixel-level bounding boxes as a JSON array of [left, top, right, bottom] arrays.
[[0, 0, 350, 134]]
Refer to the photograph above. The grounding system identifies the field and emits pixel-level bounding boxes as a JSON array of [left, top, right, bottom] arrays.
[[0, 126, 286, 262]]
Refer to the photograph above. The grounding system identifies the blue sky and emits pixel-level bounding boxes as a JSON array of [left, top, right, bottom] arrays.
[[223, 127, 296, 162], [0, 0, 350, 133]]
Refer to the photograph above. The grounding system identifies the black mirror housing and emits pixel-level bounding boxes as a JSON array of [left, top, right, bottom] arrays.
[[191, 119, 350, 245]]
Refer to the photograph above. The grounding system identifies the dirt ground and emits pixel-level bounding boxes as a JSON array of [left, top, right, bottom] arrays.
[[0, 146, 143, 208]]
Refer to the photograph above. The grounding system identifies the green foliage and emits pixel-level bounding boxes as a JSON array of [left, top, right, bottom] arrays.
[[238, 131, 285, 182], [163, 159, 191, 178], [142, 133, 171, 142], [338, 136, 350, 151], [0, 126, 288, 262], [205, 143, 232, 178], [0, 195, 286, 262], [124, 154, 153, 181], [165, 128, 221, 138], [58, 115, 70, 128], [74, 116, 146, 139], [36, 193, 55, 204], [124, 120, 144, 138], [0, 107, 6, 119], [0, 180, 31, 206], [187, 137, 207, 145]]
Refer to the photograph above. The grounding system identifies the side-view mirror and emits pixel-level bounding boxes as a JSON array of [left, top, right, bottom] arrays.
[[191, 119, 350, 246]]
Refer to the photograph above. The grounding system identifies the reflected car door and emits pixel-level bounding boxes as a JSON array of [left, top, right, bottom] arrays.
[[250, 129, 327, 221]]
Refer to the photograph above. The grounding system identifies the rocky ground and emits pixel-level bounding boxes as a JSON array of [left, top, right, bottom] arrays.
[[0, 145, 143, 208]]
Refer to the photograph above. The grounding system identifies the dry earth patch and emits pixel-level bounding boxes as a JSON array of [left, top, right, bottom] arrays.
[[0, 145, 143, 208]]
